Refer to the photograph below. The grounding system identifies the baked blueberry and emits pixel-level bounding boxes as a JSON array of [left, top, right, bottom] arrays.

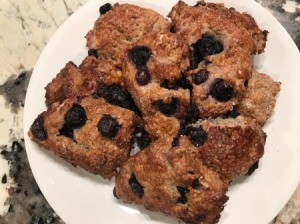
[[190, 35, 223, 69], [88, 49, 98, 58], [153, 97, 178, 116], [98, 114, 120, 138], [93, 84, 140, 114], [138, 129, 151, 150], [176, 186, 189, 204], [128, 173, 144, 198], [31, 115, 48, 140], [209, 78, 234, 102], [191, 179, 200, 189], [246, 160, 259, 176], [185, 102, 200, 123], [128, 46, 152, 69], [185, 126, 207, 147], [136, 68, 151, 86], [64, 103, 87, 129], [192, 69, 209, 85], [99, 3, 112, 15]]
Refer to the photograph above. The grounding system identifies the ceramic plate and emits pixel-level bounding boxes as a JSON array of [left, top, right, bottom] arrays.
[[24, 0, 300, 223]]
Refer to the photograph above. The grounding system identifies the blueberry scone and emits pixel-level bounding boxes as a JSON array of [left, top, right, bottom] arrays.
[[115, 137, 228, 224], [45, 56, 124, 107], [175, 115, 266, 180], [28, 96, 138, 179], [123, 32, 191, 138], [237, 71, 281, 126], [169, 1, 268, 117], [86, 3, 171, 76]]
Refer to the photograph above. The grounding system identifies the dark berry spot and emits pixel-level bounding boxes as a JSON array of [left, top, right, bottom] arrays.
[[153, 97, 178, 116], [93, 84, 141, 115], [191, 179, 200, 189], [88, 49, 98, 58], [31, 115, 48, 140], [185, 126, 207, 147], [209, 78, 234, 102], [246, 160, 259, 176], [160, 79, 174, 89], [171, 136, 180, 147], [97, 114, 120, 138], [136, 68, 151, 86], [170, 25, 175, 33], [185, 102, 199, 123], [128, 46, 152, 69], [195, 214, 207, 222], [189, 35, 223, 69], [99, 3, 112, 15], [244, 80, 249, 87], [221, 106, 240, 118], [2, 173, 7, 184], [192, 69, 209, 85], [58, 125, 74, 139], [128, 173, 144, 198], [138, 129, 151, 150], [64, 103, 87, 129], [176, 186, 190, 204]]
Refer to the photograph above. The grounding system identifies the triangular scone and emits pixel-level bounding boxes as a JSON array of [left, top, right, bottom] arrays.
[[28, 96, 138, 179]]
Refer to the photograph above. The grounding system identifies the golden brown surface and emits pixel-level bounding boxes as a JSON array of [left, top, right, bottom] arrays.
[[169, 1, 268, 118], [29, 96, 138, 179], [123, 32, 190, 137], [115, 138, 228, 224], [86, 3, 170, 75], [45, 56, 122, 107], [191, 116, 266, 180], [238, 71, 281, 126]]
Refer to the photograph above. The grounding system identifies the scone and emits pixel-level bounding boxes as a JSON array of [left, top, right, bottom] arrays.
[[45, 56, 123, 107], [176, 115, 266, 180], [115, 137, 228, 224], [123, 31, 191, 138], [238, 71, 281, 126], [86, 3, 171, 76], [28, 96, 138, 179], [169, 1, 268, 118]]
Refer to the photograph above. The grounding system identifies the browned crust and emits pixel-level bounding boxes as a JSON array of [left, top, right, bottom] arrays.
[[115, 138, 228, 224], [191, 116, 266, 180], [86, 3, 170, 75], [28, 96, 138, 179], [238, 71, 281, 126]]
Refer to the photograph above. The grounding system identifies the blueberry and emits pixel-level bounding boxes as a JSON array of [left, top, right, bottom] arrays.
[[244, 80, 249, 87], [93, 84, 141, 114], [185, 126, 207, 147], [31, 115, 48, 140], [138, 129, 151, 150], [191, 179, 200, 189], [170, 25, 175, 33], [209, 78, 234, 102], [176, 186, 190, 204], [64, 103, 87, 129], [192, 69, 209, 85], [88, 49, 98, 58], [189, 35, 223, 69], [136, 68, 151, 86], [99, 3, 112, 15], [128, 46, 152, 69], [59, 103, 86, 139], [195, 214, 207, 222], [97, 114, 120, 138], [221, 106, 240, 118], [128, 173, 144, 198], [246, 160, 259, 176], [171, 136, 180, 147], [185, 102, 199, 123], [153, 97, 178, 116]]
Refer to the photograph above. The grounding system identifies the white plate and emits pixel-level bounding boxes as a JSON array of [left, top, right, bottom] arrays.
[[24, 0, 300, 224]]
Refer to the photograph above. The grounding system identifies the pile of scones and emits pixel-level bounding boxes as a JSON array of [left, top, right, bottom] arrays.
[[28, 1, 281, 224]]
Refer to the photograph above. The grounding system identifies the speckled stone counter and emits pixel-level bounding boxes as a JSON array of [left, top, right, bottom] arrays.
[[0, 0, 299, 223]]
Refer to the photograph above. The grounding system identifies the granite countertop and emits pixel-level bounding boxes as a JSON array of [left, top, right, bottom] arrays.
[[0, 0, 299, 223]]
